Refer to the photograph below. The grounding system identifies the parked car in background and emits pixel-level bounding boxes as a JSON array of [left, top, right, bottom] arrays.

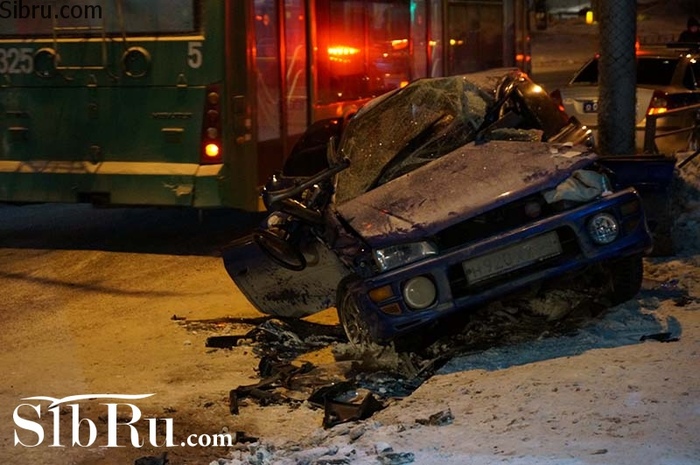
[[224, 69, 656, 349], [551, 44, 700, 155]]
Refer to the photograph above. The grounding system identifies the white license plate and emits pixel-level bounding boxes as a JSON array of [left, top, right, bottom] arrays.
[[462, 232, 562, 285], [582, 100, 598, 113]]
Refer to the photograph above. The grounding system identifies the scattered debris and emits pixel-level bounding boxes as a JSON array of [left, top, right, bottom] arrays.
[[134, 452, 168, 465], [199, 281, 685, 439], [233, 431, 259, 444], [640, 332, 680, 343], [187, 316, 347, 358], [229, 358, 314, 414], [308, 382, 386, 428], [415, 408, 454, 426], [378, 451, 416, 465], [640, 278, 696, 307], [206, 335, 250, 349]]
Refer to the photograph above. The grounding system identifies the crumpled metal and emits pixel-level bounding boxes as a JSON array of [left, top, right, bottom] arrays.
[[543, 169, 609, 203]]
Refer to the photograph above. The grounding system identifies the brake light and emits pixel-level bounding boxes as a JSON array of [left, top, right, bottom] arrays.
[[201, 84, 222, 164], [550, 89, 566, 113], [646, 90, 669, 116]]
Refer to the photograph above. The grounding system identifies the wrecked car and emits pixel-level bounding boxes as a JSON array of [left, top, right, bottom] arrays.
[[224, 69, 654, 348]]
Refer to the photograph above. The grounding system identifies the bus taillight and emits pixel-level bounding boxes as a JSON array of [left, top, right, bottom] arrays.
[[201, 84, 223, 164]]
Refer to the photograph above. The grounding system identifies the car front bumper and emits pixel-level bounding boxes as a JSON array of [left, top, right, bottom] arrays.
[[349, 188, 653, 343]]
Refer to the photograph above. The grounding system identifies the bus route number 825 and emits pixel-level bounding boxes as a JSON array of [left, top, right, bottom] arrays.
[[0, 47, 34, 74]]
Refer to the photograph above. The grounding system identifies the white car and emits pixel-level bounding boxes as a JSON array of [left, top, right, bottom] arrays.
[[551, 45, 700, 154]]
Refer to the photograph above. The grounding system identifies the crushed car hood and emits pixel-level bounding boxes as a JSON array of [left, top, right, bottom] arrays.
[[337, 140, 598, 248]]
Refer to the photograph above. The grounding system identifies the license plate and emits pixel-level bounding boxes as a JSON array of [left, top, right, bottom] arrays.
[[462, 232, 562, 285], [582, 100, 598, 113]]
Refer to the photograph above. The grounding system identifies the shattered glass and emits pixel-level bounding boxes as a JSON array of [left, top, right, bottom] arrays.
[[335, 76, 495, 204]]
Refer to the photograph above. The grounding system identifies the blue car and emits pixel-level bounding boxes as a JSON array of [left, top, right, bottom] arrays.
[[224, 69, 654, 347]]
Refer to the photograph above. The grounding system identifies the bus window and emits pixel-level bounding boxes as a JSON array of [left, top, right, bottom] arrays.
[[255, 1, 281, 143], [255, 1, 283, 183], [118, 0, 197, 34], [0, 0, 198, 37], [447, 0, 503, 75], [429, 0, 443, 77], [285, 0, 309, 138], [411, 0, 428, 79], [314, 0, 411, 105]]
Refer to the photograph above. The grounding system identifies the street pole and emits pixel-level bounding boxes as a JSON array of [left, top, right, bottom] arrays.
[[597, 0, 637, 156]]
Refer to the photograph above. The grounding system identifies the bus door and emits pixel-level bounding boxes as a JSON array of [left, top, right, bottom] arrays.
[[446, 0, 504, 75], [253, 0, 310, 186]]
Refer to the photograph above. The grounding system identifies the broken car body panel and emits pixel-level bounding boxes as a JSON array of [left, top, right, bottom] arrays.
[[338, 141, 598, 248]]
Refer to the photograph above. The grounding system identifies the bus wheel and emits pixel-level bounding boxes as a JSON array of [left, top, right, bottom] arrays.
[[336, 277, 373, 347], [253, 228, 307, 271]]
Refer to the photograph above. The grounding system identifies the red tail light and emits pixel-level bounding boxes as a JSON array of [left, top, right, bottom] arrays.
[[201, 84, 222, 164], [646, 90, 669, 116], [550, 89, 566, 113]]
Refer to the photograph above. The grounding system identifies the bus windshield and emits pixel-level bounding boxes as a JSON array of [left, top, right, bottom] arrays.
[[0, 0, 198, 36]]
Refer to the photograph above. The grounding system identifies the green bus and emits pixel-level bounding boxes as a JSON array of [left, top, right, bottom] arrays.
[[0, 0, 530, 210]]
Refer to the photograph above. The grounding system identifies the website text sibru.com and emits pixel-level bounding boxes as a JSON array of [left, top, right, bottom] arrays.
[[0, 1, 102, 20], [13, 395, 235, 449]]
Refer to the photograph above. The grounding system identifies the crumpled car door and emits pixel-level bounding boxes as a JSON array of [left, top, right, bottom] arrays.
[[222, 236, 350, 318]]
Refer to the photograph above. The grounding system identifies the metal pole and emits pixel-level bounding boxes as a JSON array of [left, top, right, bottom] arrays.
[[597, 0, 637, 156]]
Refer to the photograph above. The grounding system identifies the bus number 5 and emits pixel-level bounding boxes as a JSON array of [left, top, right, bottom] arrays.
[[0, 48, 34, 74], [187, 42, 202, 69]]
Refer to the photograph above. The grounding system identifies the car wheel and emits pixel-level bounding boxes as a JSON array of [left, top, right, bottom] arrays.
[[336, 277, 374, 347], [253, 228, 307, 271], [604, 254, 644, 305]]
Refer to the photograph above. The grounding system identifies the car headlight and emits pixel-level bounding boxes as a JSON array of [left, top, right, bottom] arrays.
[[373, 241, 438, 272], [588, 212, 619, 244]]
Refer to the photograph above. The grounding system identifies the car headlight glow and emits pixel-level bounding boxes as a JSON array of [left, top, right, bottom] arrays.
[[402, 276, 437, 309], [373, 241, 438, 272], [588, 212, 619, 244]]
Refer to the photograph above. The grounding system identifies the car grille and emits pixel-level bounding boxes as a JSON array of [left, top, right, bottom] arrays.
[[435, 193, 569, 250], [433, 194, 583, 299]]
